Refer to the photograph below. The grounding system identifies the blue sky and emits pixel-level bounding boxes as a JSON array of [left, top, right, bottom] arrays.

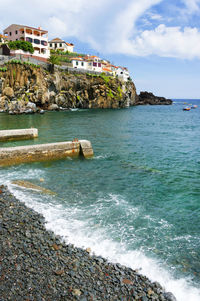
[[1, 0, 200, 98]]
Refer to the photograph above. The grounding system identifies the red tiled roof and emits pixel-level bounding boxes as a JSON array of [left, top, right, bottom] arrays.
[[0, 34, 7, 39], [102, 67, 112, 72], [70, 57, 83, 61], [65, 42, 74, 46], [110, 65, 118, 68]]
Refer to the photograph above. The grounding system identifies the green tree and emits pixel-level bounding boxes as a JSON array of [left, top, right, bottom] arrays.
[[8, 40, 34, 54], [48, 55, 61, 73]]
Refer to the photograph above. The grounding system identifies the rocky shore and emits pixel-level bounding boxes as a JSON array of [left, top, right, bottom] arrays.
[[0, 185, 176, 301]]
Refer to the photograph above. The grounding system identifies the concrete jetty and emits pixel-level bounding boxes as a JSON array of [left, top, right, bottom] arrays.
[[0, 128, 38, 142], [0, 140, 93, 166]]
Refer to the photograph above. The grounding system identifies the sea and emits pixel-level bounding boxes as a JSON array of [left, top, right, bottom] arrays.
[[0, 99, 200, 301]]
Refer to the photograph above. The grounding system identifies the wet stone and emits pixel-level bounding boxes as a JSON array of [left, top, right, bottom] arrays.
[[0, 185, 177, 301]]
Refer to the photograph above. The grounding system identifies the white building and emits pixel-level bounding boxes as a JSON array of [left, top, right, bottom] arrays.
[[71, 55, 103, 72], [3, 24, 50, 60], [85, 56, 102, 72], [116, 67, 130, 82], [49, 38, 74, 52], [71, 57, 86, 69]]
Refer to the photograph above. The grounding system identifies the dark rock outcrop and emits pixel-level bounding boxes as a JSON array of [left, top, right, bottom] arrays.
[[136, 91, 172, 105], [0, 64, 137, 114]]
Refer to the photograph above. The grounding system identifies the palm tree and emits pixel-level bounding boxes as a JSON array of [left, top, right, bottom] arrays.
[[48, 55, 60, 73]]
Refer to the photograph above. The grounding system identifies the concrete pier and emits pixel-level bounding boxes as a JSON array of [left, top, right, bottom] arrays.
[[0, 140, 93, 166], [0, 128, 38, 142]]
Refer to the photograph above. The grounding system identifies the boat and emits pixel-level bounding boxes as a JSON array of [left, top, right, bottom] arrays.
[[191, 105, 197, 109], [70, 108, 79, 111], [183, 107, 191, 111]]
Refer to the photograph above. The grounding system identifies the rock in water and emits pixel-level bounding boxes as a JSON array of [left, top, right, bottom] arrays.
[[137, 91, 172, 105], [11, 180, 56, 195]]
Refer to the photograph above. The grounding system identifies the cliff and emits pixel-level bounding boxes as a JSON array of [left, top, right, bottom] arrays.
[[0, 63, 137, 114]]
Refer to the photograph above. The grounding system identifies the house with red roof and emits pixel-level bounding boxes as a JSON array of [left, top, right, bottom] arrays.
[[0, 34, 8, 43], [3, 24, 50, 61], [70, 55, 103, 72], [84, 55, 102, 72], [48, 38, 74, 52], [71, 57, 86, 69]]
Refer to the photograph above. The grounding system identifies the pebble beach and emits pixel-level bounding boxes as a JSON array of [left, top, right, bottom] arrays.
[[0, 185, 176, 301]]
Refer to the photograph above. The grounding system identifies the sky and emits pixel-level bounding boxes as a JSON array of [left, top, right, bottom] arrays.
[[1, 0, 200, 98]]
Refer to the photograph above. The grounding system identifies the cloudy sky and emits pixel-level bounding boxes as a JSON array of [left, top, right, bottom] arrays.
[[1, 0, 200, 98]]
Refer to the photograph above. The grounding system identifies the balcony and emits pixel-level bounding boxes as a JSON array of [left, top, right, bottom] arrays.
[[24, 32, 48, 42], [25, 37, 48, 48]]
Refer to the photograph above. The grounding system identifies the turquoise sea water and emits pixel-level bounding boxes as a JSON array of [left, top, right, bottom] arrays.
[[0, 100, 200, 300]]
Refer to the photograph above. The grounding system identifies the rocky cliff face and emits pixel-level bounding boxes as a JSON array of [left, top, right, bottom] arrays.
[[0, 64, 137, 114]]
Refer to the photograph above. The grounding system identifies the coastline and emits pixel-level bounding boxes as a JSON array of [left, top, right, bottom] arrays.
[[0, 185, 176, 301]]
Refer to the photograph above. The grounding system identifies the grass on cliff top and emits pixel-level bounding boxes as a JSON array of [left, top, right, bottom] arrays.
[[50, 50, 86, 63], [6, 59, 40, 69], [86, 72, 112, 84]]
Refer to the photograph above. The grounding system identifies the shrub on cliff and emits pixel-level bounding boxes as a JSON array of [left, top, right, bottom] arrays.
[[48, 55, 61, 73], [8, 40, 34, 54]]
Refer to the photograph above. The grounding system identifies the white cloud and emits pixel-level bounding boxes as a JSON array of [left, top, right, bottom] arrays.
[[182, 0, 200, 13], [122, 24, 200, 59], [150, 13, 163, 20], [1, 0, 200, 60]]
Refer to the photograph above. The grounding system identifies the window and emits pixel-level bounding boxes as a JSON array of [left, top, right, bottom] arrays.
[[9, 32, 12, 36], [55, 43, 57, 48], [15, 30, 18, 34], [41, 40, 47, 46], [34, 39, 40, 44], [76, 61, 79, 66], [81, 62, 84, 66], [93, 62, 97, 67], [60, 43, 62, 47], [26, 37, 33, 43], [50, 43, 52, 47], [16, 39, 18, 41], [98, 63, 101, 67]]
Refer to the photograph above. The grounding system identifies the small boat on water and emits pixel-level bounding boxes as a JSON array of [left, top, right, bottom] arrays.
[[191, 105, 198, 109], [183, 107, 191, 111], [70, 108, 79, 111]]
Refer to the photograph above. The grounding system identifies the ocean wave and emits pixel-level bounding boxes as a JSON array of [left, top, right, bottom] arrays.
[[5, 185, 200, 301]]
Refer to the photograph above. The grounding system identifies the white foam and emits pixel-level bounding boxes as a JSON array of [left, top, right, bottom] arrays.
[[6, 186, 200, 301]]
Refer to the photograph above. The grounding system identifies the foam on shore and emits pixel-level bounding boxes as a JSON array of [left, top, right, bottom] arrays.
[[7, 182, 200, 301]]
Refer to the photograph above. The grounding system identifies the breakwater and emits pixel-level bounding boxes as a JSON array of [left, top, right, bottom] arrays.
[[0, 140, 93, 166], [0, 128, 38, 141], [0, 185, 176, 301]]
